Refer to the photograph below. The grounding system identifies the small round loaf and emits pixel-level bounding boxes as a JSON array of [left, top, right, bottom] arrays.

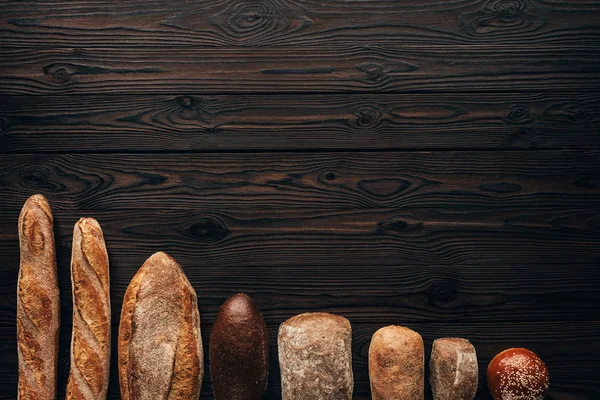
[[209, 293, 269, 400], [369, 325, 424, 400], [429, 338, 478, 400], [487, 348, 549, 400]]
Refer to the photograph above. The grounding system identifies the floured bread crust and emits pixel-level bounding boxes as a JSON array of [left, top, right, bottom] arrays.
[[118, 252, 203, 400], [278, 312, 353, 400], [369, 325, 424, 400], [430, 338, 478, 400]]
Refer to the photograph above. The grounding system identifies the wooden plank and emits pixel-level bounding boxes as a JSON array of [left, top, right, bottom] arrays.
[[1, 238, 598, 322], [2, 92, 600, 152], [1, 46, 599, 94], [0, 151, 598, 211], [0, 316, 598, 399], [0, 203, 599, 265], [1, 0, 600, 47]]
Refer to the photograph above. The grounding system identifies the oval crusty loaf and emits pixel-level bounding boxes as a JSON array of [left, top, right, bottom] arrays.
[[66, 218, 111, 400], [369, 325, 424, 400], [17, 194, 60, 400], [278, 312, 353, 400], [118, 252, 203, 400], [210, 293, 269, 400], [429, 338, 478, 400]]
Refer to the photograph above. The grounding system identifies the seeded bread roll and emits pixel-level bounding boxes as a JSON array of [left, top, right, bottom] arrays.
[[66, 218, 111, 400], [487, 348, 549, 400], [210, 293, 269, 400], [278, 312, 353, 400], [17, 194, 60, 400], [369, 325, 424, 400], [118, 252, 203, 400], [429, 338, 478, 400]]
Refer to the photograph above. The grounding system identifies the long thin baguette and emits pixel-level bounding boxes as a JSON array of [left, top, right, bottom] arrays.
[[66, 218, 111, 400], [17, 194, 60, 400], [118, 252, 203, 400]]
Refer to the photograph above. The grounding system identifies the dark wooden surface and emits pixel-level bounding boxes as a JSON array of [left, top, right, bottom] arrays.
[[1, 0, 599, 399]]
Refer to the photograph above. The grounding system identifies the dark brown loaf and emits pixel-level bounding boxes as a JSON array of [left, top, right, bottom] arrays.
[[429, 338, 478, 400], [369, 325, 424, 400], [118, 252, 203, 400], [278, 312, 353, 400], [210, 293, 269, 400], [66, 218, 111, 400], [17, 194, 60, 400]]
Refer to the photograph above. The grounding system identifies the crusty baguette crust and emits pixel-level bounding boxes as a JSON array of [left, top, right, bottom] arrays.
[[17, 194, 60, 400], [278, 312, 353, 400], [369, 325, 424, 400], [66, 218, 111, 400], [118, 252, 203, 400], [430, 338, 478, 400]]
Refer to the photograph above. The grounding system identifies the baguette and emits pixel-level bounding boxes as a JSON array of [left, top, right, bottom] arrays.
[[278, 312, 353, 400], [210, 293, 269, 400], [369, 325, 424, 400], [118, 252, 203, 400], [66, 218, 111, 400], [429, 338, 478, 400], [17, 194, 60, 400]]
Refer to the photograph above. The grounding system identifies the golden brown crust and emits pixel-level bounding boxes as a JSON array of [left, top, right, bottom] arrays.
[[67, 218, 111, 400], [369, 325, 424, 400], [17, 194, 59, 400], [118, 252, 203, 400], [168, 287, 201, 399]]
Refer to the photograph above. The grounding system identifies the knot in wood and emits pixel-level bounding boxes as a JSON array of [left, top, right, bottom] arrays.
[[507, 105, 530, 122], [354, 106, 382, 128], [189, 217, 229, 243], [178, 95, 195, 109], [21, 166, 51, 189], [493, 0, 525, 20], [44, 63, 74, 83], [357, 63, 387, 83], [428, 279, 458, 303]]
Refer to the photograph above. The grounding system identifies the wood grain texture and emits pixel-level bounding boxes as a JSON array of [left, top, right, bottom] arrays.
[[2, 205, 600, 266], [1, 151, 599, 211], [1, 46, 599, 94], [1, 0, 600, 48], [2, 93, 599, 152]]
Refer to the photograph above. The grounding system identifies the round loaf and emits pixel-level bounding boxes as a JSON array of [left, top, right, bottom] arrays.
[[210, 293, 269, 400], [487, 348, 549, 400], [369, 325, 424, 400]]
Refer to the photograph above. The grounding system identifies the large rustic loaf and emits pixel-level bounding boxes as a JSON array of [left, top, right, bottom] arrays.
[[278, 312, 353, 400], [17, 194, 60, 400], [118, 252, 203, 400], [66, 218, 111, 400], [429, 338, 478, 400], [210, 293, 269, 400], [369, 325, 424, 400]]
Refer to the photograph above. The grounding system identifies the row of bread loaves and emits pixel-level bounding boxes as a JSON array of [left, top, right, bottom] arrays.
[[16, 194, 549, 400]]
